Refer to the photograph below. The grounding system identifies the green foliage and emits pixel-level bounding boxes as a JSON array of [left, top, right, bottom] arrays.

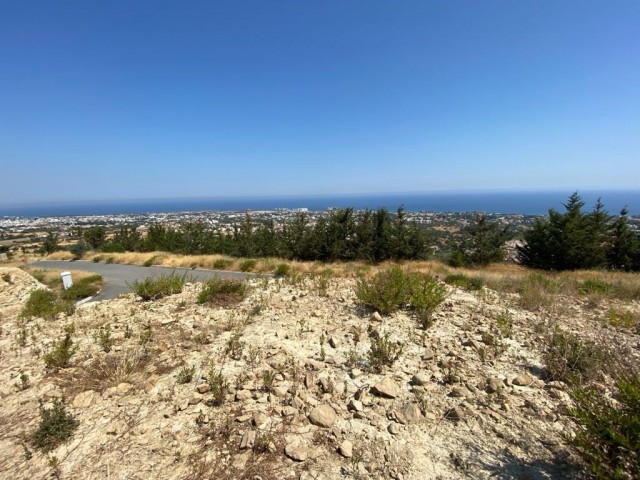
[[130, 272, 187, 301], [105, 256, 115, 264], [197, 277, 247, 306], [176, 365, 195, 384], [60, 281, 99, 301], [495, 310, 514, 337], [275, 263, 290, 276], [355, 266, 407, 315], [368, 332, 404, 372], [207, 369, 229, 406], [407, 273, 447, 329], [93, 324, 114, 353], [457, 214, 510, 266], [567, 365, 640, 479], [579, 278, 612, 296], [143, 256, 157, 267], [213, 258, 232, 269], [83, 226, 107, 249], [603, 309, 636, 329], [239, 259, 257, 272], [31, 398, 78, 452], [544, 329, 602, 385], [447, 251, 465, 268], [42, 232, 59, 255], [43, 334, 77, 369], [21, 290, 74, 320], [444, 273, 484, 291], [68, 241, 90, 259]]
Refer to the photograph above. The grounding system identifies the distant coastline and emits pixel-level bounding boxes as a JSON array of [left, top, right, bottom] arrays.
[[2, 190, 639, 218]]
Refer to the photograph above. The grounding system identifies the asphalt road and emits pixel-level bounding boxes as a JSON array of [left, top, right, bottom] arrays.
[[27, 260, 261, 301]]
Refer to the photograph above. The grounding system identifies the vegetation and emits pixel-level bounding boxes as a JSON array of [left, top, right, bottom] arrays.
[[41, 232, 59, 255], [407, 272, 447, 329], [177, 365, 196, 384], [197, 278, 248, 306], [60, 275, 102, 301], [368, 332, 404, 372], [31, 398, 78, 452], [44, 333, 77, 369], [444, 273, 484, 291], [544, 329, 602, 385], [21, 289, 74, 320], [129, 272, 187, 301], [450, 214, 511, 266], [93, 324, 114, 353]]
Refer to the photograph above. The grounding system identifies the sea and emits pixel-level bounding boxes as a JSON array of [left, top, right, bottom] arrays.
[[2, 190, 640, 218]]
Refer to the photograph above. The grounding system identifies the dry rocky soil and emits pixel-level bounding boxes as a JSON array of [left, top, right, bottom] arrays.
[[1, 266, 639, 479]]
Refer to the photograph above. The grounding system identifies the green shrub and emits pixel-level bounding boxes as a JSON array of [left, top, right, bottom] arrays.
[[176, 365, 195, 384], [44, 334, 77, 369], [31, 398, 78, 452], [355, 266, 408, 315], [407, 273, 446, 329], [444, 274, 483, 291], [239, 259, 257, 272], [213, 259, 232, 270], [21, 290, 74, 320], [275, 263, 290, 276], [579, 278, 612, 296], [603, 309, 636, 329], [93, 324, 114, 353], [207, 369, 229, 406], [105, 256, 115, 264], [545, 329, 602, 385], [567, 365, 640, 479], [368, 332, 404, 372], [101, 242, 125, 253], [197, 277, 247, 306], [495, 310, 514, 337], [68, 241, 90, 260], [92, 256, 103, 263], [129, 272, 187, 301], [61, 282, 99, 301], [143, 256, 157, 267], [447, 251, 465, 268]]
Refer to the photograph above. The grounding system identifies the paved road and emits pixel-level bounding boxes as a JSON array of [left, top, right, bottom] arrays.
[[27, 260, 262, 301]]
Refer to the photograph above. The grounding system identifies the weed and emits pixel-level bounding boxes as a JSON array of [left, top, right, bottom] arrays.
[[130, 272, 187, 301], [44, 334, 77, 370], [239, 259, 257, 272], [2, 272, 13, 284], [444, 274, 484, 291], [213, 258, 232, 270], [93, 324, 114, 353], [407, 272, 446, 329], [14, 372, 30, 391], [92, 256, 103, 263], [603, 309, 636, 329], [275, 263, 290, 276], [124, 324, 132, 339], [207, 369, 229, 406], [544, 329, 602, 385], [579, 278, 612, 296], [225, 331, 245, 360], [105, 256, 115, 264], [61, 281, 99, 301], [355, 266, 407, 315], [20, 290, 74, 320], [177, 365, 196, 384], [197, 277, 247, 307], [138, 326, 153, 350], [368, 332, 404, 372], [16, 326, 27, 347], [31, 398, 78, 452], [495, 310, 514, 337], [261, 370, 275, 393], [143, 256, 158, 267]]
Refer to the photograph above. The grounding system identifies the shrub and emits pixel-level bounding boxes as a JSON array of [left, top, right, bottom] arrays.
[[177, 365, 195, 384], [516, 273, 560, 312], [579, 278, 612, 296], [213, 259, 232, 270], [68, 241, 90, 260], [143, 256, 157, 267], [444, 274, 483, 291], [21, 290, 73, 320], [355, 266, 408, 315], [31, 398, 78, 452], [604, 309, 636, 329], [44, 334, 77, 369], [239, 259, 257, 272], [130, 272, 187, 301], [407, 273, 446, 329], [105, 256, 115, 264], [197, 278, 247, 306], [92, 256, 103, 263], [275, 263, 290, 276], [93, 324, 114, 353], [207, 369, 229, 406], [60, 282, 99, 301], [368, 332, 404, 372], [567, 364, 640, 479], [544, 329, 602, 385]]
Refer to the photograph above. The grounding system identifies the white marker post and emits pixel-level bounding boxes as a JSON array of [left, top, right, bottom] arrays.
[[61, 271, 73, 290]]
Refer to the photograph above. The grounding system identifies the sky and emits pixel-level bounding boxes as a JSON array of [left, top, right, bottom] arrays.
[[1, 1, 639, 205]]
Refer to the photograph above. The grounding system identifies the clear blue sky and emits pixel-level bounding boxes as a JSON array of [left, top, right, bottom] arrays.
[[1, 1, 639, 205]]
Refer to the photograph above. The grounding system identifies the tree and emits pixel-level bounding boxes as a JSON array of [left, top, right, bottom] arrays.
[[83, 226, 106, 249], [607, 208, 638, 271], [42, 232, 59, 255], [460, 214, 510, 266]]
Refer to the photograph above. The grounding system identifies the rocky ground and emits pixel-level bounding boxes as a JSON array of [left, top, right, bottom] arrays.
[[1, 266, 639, 480]]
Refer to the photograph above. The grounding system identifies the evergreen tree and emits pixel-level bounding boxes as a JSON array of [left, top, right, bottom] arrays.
[[461, 214, 510, 266], [607, 208, 638, 271]]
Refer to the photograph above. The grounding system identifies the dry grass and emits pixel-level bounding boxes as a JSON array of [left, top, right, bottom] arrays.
[[46, 251, 74, 260], [21, 267, 103, 294]]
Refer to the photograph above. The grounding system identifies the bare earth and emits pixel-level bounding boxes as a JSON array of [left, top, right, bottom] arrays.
[[1, 266, 638, 479]]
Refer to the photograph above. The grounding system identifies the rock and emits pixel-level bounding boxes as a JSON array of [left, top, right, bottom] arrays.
[[411, 372, 430, 387], [447, 404, 472, 421], [73, 390, 99, 409], [328, 337, 338, 348], [117, 383, 133, 395], [388, 423, 401, 435], [486, 378, 503, 394], [512, 374, 534, 386], [348, 399, 363, 412], [338, 440, 353, 458], [196, 384, 210, 394], [450, 386, 471, 398], [370, 312, 383, 322], [252, 412, 269, 428], [189, 393, 203, 405], [423, 348, 435, 360], [272, 385, 289, 397], [397, 403, 422, 424], [236, 389, 252, 401], [304, 372, 316, 389], [308, 405, 337, 428], [232, 451, 251, 469], [285, 443, 309, 462], [373, 378, 400, 398], [240, 430, 256, 449]]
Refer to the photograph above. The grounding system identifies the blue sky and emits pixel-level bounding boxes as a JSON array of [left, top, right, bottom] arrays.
[[1, 1, 639, 205]]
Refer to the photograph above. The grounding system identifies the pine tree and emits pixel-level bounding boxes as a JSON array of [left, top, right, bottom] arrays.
[[607, 208, 638, 271]]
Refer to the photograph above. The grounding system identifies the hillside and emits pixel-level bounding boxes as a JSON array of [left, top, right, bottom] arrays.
[[0, 265, 638, 479]]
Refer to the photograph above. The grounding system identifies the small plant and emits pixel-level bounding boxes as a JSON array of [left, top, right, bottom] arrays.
[[130, 272, 187, 301], [213, 258, 232, 270], [177, 365, 196, 384], [368, 332, 404, 372], [346, 349, 361, 368], [93, 324, 114, 353], [579, 278, 612, 296], [16, 326, 28, 347], [355, 266, 408, 315], [193, 332, 209, 345], [207, 369, 229, 406], [21, 290, 73, 320], [239, 259, 257, 272], [319, 334, 326, 361], [225, 331, 245, 360], [31, 398, 78, 452], [261, 369, 275, 393], [274, 263, 290, 276], [603, 309, 636, 329], [495, 310, 514, 337], [197, 277, 247, 307], [444, 274, 483, 291], [544, 329, 602, 385], [143, 256, 157, 267], [313, 273, 331, 297], [124, 324, 132, 339], [407, 273, 447, 329], [15, 372, 30, 391], [138, 326, 153, 350], [43, 334, 77, 369], [92, 256, 103, 263], [105, 256, 115, 264], [60, 281, 99, 301]]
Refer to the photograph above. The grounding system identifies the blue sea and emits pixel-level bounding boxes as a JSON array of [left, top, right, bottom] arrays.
[[2, 190, 640, 217]]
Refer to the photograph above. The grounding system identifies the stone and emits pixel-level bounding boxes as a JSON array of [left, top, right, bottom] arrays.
[[196, 384, 210, 394], [73, 390, 99, 409], [388, 423, 401, 435], [328, 337, 338, 348], [252, 412, 269, 428], [272, 385, 289, 397], [348, 399, 363, 412], [304, 372, 316, 389], [189, 393, 203, 405], [117, 383, 133, 395], [370, 312, 383, 322], [450, 386, 471, 398], [236, 389, 252, 401], [232, 451, 251, 469], [373, 378, 400, 398], [512, 374, 534, 386], [240, 430, 256, 449], [411, 372, 430, 386], [338, 440, 353, 458], [423, 348, 435, 361], [486, 378, 503, 394], [396, 403, 422, 424], [285, 443, 309, 462], [308, 405, 337, 428]]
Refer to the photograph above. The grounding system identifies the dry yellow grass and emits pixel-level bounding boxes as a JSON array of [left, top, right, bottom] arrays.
[[21, 266, 103, 290]]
